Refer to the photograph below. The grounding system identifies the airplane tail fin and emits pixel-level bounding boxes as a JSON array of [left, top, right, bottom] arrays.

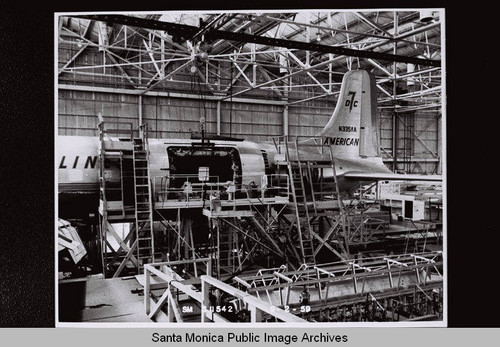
[[316, 70, 380, 158]]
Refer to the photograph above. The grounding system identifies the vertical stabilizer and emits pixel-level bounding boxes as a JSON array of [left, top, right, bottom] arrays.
[[316, 70, 380, 158]]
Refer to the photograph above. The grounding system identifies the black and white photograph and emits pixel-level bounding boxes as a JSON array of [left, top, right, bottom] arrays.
[[55, 9, 446, 327]]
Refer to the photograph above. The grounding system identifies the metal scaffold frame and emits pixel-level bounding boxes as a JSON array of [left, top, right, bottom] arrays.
[[98, 120, 155, 277], [142, 251, 442, 322], [234, 251, 443, 322], [143, 258, 306, 323], [273, 135, 351, 264]]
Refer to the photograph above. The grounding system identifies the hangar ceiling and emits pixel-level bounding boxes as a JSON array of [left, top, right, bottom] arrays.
[[57, 10, 443, 113]]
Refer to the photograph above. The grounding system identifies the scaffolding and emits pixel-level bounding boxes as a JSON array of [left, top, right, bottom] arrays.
[[273, 135, 350, 265], [200, 176, 291, 279], [143, 258, 306, 323], [96, 126, 440, 285], [142, 251, 442, 322], [98, 121, 155, 277], [233, 251, 443, 322]]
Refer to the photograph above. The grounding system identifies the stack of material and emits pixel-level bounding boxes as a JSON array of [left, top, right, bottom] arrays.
[[58, 218, 87, 264]]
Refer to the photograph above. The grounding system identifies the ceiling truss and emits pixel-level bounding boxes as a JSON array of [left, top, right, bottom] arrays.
[[58, 10, 442, 111]]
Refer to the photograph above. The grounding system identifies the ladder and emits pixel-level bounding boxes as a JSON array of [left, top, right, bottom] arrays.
[[327, 143, 349, 257], [284, 137, 316, 265], [133, 134, 155, 273], [218, 220, 242, 277]]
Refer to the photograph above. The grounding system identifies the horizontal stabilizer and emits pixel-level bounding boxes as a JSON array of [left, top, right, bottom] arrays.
[[344, 172, 442, 182]]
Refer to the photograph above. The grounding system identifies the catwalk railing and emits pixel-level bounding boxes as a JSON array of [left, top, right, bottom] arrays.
[[143, 258, 306, 323], [152, 173, 290, 209]]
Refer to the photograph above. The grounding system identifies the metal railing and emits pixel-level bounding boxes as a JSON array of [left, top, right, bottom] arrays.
[[152, 173, 290, 207], [200, 275, 306, 323], [98, 121, 134, 141], [144, 258, 212, 322], [271, 135, 334, 154], [153, 174, 221, 205], [143, 258, 306, 323]]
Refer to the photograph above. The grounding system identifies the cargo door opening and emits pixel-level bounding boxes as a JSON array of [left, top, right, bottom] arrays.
[[166, 146, 242, 199]]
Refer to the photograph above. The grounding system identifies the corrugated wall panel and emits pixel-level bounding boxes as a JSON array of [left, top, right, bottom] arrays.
[[288, 104, 333, 138], [58, 87, 441, 173]]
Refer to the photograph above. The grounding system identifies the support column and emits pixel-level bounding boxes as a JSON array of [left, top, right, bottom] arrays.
[[250, 305, 262, 322], [144, 266, 151, 314], [306, 12, 310, 67], [160, 32, 165, 79], [182, 216, 193, 261], [217, 100, 221, 135], [393, 113, 398, 172], [139, 47, 142, 88], [283, 105, 289, 137], [437, 113, 442, 174], [392, 11, 399, 173], [138, 94, 143, 127], [201, 277, 210, 323]]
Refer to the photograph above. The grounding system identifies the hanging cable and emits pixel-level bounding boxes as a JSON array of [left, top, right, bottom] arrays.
[[196, 72, 207, 143]]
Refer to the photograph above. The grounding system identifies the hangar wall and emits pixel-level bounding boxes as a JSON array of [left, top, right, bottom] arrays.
[[58, 90, 313, 141]]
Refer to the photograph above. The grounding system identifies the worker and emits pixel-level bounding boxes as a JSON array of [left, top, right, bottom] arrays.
[[299, 288, 310, 305], [182, 181, 193, 200], [247, 180, 258, 198], [227, 181, 236, 200], [261, 175, 268, 197]]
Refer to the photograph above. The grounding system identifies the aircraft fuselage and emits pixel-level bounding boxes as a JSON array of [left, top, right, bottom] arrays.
[[57, 136, 390, 220]]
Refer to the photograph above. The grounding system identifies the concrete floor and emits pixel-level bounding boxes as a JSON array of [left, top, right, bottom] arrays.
[[59, 276, 151, 323]]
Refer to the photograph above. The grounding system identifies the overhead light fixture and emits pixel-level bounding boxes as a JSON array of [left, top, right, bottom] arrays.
[[198, 51, 209, 62], [316, 32, 321, 42], [419, 10, 434, 23]]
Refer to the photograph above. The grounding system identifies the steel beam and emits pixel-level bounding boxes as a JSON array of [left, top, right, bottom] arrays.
[[353, 12, 392, 37], [143, 38, 162, 77], [256, 65, 284, 97], [379, 86, 442, 103], [283, 105, 289, 136], [221, 24, 440, 100], [60, 27, 155, 78], [266, 13, 441, 49], [58, 83, 287, 105], [74, 14, 441, 67], [223, 63, 249, 92], [201, 275, 306, 322], [286, 50, 331, 94], [58, 43, 89, 75], [105, 52, 136, 87], [140, 60, 193, 94], [287, 92, 338, 106], [221, 56, 337, 100]]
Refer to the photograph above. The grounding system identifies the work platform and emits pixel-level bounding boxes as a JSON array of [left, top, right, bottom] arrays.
[[155, 196, 289, 211], [94, 124, 441, 285]]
